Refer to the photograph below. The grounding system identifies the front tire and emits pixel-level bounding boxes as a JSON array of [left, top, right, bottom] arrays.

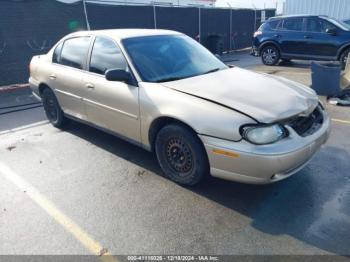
[[261, 45, 280, 66], [155, 124, 209, 186], [42, 88, 67, 128], [339, 48, 350, 69]]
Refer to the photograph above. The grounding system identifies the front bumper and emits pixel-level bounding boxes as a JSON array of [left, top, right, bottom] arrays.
[[200, 111, 331, 184]]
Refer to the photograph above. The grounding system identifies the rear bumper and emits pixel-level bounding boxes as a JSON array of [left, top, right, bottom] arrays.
[[200, 111, 331, 184], [250, 46, 260, 57], [29, 77, 41, 101]]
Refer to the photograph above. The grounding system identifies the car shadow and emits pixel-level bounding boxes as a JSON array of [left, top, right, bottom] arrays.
[[278, 60, 311, 69], [65, 121, 350, 255]]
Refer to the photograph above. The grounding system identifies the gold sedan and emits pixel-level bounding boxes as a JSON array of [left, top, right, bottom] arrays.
[[29, 29, 331, 185]]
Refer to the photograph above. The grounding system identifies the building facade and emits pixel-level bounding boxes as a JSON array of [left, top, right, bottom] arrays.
[[58, 0, 215, 7], [284, 0, 350, 20]]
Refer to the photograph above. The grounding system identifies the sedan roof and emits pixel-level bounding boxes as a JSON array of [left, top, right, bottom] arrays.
[[66, 29, 181, 40]]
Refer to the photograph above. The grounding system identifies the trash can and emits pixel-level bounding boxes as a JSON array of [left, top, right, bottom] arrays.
[[311, 62, 341, 96], [207, 35, 224, 56]]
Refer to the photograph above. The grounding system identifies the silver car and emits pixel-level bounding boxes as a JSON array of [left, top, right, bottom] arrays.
[[29, 29, 331, 185]]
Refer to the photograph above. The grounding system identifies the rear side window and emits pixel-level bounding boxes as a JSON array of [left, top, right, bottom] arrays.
[[89, 37, 127, 75], [281, 18, 303, 31], [52, 42, 63, 63], [60, 37, 91, 69]]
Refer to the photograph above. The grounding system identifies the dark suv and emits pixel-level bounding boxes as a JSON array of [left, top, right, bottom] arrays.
[[252, 15, 350, 67]]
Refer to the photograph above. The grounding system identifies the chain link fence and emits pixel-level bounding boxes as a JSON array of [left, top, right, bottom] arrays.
[[0, 0, 275, 86]]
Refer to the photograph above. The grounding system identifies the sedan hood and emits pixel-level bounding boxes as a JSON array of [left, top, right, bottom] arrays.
[[160, 67, 318, 123]]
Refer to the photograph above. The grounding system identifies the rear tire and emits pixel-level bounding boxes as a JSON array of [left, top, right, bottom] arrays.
[[261, 45, 280, 66], [42, 88, 67, 128], [155, 124, 209, 186]]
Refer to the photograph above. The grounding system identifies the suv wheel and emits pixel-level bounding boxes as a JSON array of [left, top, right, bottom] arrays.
[[155, 124, 209, 186], [42, 88, 67, 128], [261, 45, 280, 66], [340, 48, 350, 69]]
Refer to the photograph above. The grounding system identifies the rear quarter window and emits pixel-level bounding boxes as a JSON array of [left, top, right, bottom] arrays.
[[52, 42, 63, 64], [268, 20, 280, 30], [259, 20, 280, 31]]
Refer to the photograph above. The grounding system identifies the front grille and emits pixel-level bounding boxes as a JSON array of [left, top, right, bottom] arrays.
[[286, 106, 323, 137]]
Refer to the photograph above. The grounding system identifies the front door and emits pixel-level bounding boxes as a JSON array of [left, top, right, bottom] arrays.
[[304, 17, 340, 59], [83, 36, 140, 142]]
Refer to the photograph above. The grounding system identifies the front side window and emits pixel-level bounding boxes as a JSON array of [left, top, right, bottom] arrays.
[[60, 37, 90, 69], [52, 42, 63, 64], [282, 18, 303, 31], [306, 18, 337, 33], [325, 17, 350, 31], [89, 37, 127, 75], [122, 34, 227, 83]]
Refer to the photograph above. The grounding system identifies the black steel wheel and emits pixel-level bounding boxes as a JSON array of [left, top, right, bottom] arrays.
[[261, 45, 280, 66], [42, 88, 67, 128], [155, 124, 209, 186]]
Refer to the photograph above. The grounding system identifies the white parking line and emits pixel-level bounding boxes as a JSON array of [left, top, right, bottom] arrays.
[[332, 118, 350, 125], [0, 120, 49, 135], [0, 161, 118, 261]]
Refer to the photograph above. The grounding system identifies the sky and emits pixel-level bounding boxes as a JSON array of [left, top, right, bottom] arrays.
[[216, 0, 285, 13]]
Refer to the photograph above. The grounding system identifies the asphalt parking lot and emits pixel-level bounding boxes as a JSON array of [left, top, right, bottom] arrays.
[[1, 52, 350, 257]]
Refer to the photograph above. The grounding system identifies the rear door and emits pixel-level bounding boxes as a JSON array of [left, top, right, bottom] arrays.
[[50, 36, 91, 120], [304, 17, 340, 59], [83, 36, 140, 142], [277, 17, 309, 55]]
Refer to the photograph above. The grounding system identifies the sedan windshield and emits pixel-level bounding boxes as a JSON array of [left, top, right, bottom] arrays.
[[122, 34, 228, 82]]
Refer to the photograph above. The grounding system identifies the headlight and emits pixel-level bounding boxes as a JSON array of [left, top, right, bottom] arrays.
[[240, 124, 287, 145]]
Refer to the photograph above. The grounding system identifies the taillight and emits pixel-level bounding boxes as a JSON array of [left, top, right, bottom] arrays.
[[253, 31, 262, 37]]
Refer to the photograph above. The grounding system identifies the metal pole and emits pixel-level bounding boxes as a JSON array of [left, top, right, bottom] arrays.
[[198, 7, 201, 43], [153, 4, 157, 29], [83, 0, 91, 31], [227, 2, 232, 52], [252, 4, 257, 32]]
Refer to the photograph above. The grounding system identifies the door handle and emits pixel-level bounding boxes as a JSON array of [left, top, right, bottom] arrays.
[[49, 74, 56, 80], [85, 83, 94, 89], [274, 34, 281, 38], [304, 35, 312, 39]]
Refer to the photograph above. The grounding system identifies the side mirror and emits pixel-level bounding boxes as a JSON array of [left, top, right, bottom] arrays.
[[326, 28, 337, 36], [105, 69, 131, 82]]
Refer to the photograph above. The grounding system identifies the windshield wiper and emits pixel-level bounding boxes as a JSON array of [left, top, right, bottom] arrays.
[[202, 68, 221, 75], [154, 68, 222, 82], [154, 76, 187, 83]]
